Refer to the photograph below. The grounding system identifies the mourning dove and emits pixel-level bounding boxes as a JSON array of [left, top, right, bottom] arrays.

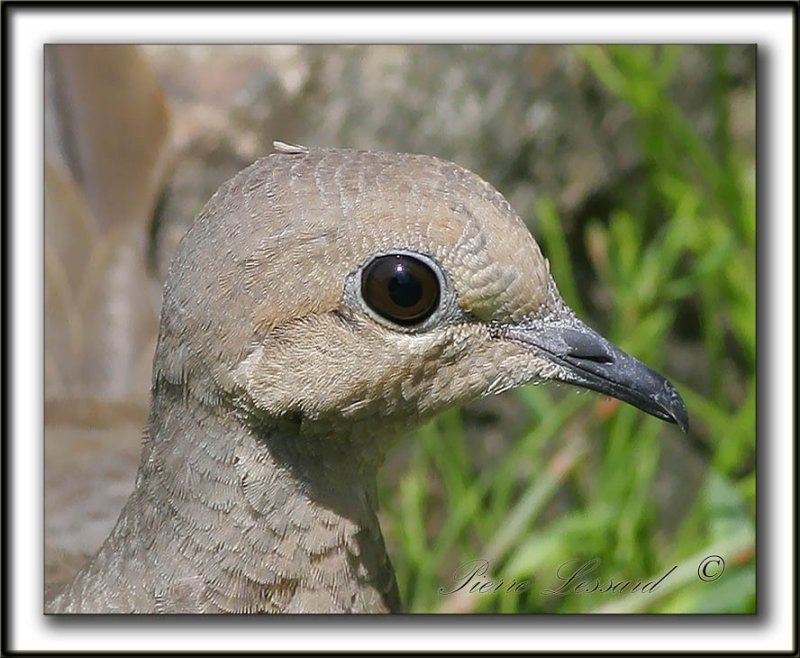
[[47, 142, 687, 613]]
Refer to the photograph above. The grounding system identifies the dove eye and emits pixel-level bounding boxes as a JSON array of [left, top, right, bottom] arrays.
[[360, 254, 441, 327]]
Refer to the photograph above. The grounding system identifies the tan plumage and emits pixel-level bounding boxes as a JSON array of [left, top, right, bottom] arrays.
[[48, 142, 686, 613]]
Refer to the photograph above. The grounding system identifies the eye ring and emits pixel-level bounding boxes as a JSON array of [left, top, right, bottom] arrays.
[[360, 253, 441, 327]]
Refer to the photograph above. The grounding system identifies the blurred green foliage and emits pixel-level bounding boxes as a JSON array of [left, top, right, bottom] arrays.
[[378, 45, 755, 614]]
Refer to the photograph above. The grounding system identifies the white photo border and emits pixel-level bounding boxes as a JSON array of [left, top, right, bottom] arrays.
[[5, 4, 795, 654]]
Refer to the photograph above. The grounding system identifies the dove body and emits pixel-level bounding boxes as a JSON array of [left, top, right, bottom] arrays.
[[49, 144, 686, 613]]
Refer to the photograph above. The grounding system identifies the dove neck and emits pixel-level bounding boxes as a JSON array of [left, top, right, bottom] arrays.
[[51, 383, 401, 612], [141, 384, 383, 509], [130, 384, 397, 612]]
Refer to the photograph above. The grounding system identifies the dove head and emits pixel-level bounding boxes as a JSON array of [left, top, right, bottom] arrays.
[[154, 144, 687, 446]]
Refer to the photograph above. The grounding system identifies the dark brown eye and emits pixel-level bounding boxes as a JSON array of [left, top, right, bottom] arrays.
[[361, 254, 441, 326]]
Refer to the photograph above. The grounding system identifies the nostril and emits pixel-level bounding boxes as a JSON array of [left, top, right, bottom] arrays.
[[567, 348, 614, 364], [561, 328, 614, 364]]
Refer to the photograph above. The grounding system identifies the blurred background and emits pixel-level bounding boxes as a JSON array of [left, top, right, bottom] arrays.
[[44, 44, 755, 613]]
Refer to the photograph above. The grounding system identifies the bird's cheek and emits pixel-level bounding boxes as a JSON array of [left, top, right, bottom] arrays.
[[430, 339, 554, 405], [231, 317, 425, 422], [400, 333, 538, 415]]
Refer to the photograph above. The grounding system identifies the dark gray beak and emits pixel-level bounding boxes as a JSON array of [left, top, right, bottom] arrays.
[[498, 316, 689, 432]]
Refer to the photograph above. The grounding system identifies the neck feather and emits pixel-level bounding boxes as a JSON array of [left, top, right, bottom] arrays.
[[49, 385, 401, 613]]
